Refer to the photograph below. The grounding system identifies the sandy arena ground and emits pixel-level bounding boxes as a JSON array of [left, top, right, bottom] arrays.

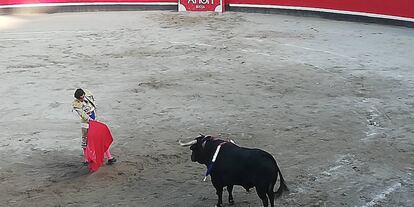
[[0, 10, 413, 207]]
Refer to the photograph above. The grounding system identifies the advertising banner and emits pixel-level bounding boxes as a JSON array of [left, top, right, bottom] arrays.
[[178, 0, 224, 12]]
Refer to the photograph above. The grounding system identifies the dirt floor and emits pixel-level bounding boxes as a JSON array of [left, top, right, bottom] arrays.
[[0, 10, 413, 207]]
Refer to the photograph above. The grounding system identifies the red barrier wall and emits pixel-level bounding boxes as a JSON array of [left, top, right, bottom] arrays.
[[1, 0, 413, 20], [0, 0, 176, 5], [228, 0, 414, 19]]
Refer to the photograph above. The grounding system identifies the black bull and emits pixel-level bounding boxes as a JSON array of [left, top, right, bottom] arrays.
[[180, 135, 288, 207]]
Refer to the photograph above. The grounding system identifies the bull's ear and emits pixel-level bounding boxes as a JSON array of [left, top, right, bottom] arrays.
[[199, 133, 205, 138]]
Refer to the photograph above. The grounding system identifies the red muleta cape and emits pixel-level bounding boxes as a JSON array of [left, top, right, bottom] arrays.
[[85, 120, 113, 172]]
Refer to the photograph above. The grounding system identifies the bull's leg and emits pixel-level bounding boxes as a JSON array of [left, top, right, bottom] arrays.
[[256, 187, 269, 207], [267, 185, 275, 207], [214, 186, 223, 207], [227, 185, 234, 205], [211, 177, 224, 207]]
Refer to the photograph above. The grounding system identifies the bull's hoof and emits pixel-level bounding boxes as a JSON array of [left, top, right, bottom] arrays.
[[215, 204, 223, 207], [229, 199, 235, 205]]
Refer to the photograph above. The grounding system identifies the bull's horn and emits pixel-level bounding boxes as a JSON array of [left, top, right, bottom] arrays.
[[179, 139, 197, 146]]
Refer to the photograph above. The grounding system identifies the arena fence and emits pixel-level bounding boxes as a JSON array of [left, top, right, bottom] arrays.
[[0, 0, 413, 27]]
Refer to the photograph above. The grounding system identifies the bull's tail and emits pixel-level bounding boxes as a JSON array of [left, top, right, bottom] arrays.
[[275, 167, 289, 198]]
